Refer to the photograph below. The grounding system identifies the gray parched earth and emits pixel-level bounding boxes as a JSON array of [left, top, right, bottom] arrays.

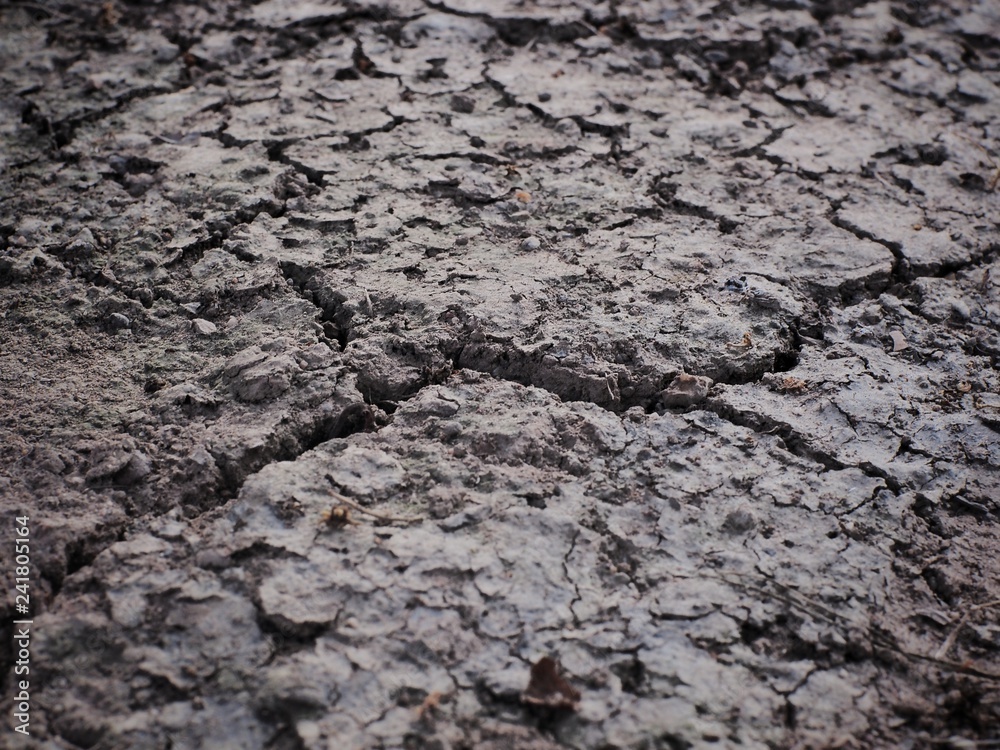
[[1, 0, 999, 748]]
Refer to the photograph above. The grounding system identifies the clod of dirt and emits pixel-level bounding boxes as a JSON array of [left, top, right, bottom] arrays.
[[660, 373, 714, 408]]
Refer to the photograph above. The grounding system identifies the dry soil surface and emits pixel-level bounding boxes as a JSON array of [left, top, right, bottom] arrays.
[[1, 1, 999, 748]]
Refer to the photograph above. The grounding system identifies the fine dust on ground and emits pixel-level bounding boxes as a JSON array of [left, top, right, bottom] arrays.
[[1, 0, 999, 748]]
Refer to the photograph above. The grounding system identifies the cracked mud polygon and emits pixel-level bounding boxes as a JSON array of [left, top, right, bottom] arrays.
[[1, 0, 999, 748]]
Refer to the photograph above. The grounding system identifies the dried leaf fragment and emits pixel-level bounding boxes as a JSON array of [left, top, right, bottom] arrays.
[[726, 332, 754, 350], [522, 656, 580, 710], [777, 376, 808, 394], [191, 318, 217, 335], [416, 691, 446, 720]]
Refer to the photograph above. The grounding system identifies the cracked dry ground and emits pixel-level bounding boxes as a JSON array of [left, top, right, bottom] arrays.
[[1, 0, 999, 748]]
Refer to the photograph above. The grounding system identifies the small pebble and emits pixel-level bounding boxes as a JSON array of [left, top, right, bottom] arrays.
[[860, 304, 882, 324], [110, 312, 131, 329], [520, 236, 541, 251], [155, 521, 186, 540], [192, 318, 217, 335], [723, 276, 748, 293], [296, 721, 321, 744], [180, 302, 201, 314], [722, 508, 756, 534], [450, 94, 475, 114], [135, 287, 154, 307]]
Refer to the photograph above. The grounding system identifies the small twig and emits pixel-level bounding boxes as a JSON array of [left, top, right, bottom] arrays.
[[712, 570, 1000, 681], [324, 475, 422, 524], [934, 612, 972, 661], [726, 332, 754, 350], [333, 493, 422, 524], [934, 598, 1000, 660]]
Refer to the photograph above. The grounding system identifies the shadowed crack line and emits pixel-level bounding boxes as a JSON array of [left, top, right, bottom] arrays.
[[268, 258, 926, 544], [562, 528, 583, 626], [700, 396, 847, 473], [831, 206, 998, 287], [20, 82, 176, 151], [716, 570, 1000, 683], [426, 0, 594, 47]]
